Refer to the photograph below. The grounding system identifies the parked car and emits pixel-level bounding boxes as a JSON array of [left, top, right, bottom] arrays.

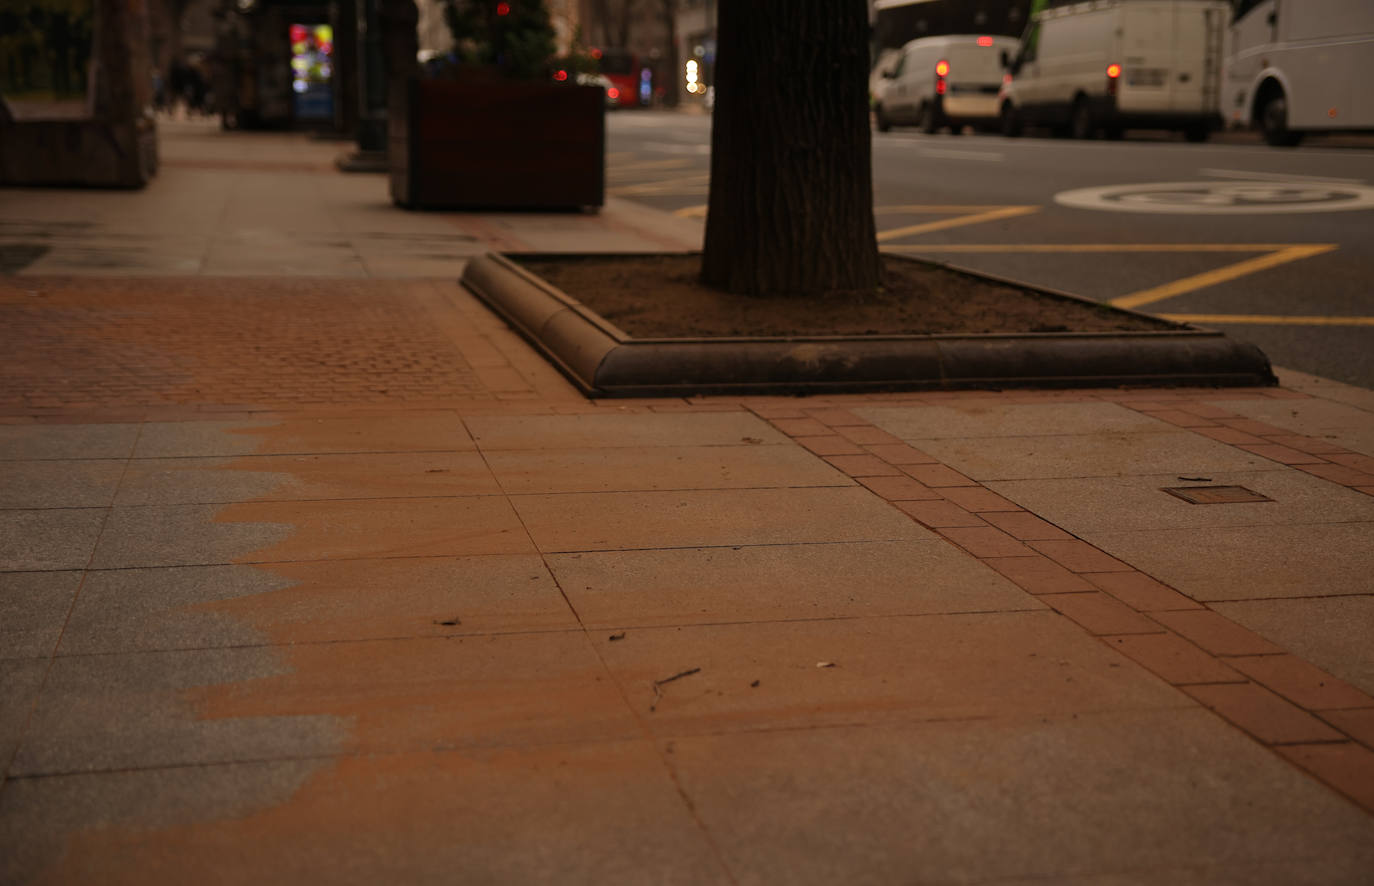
[[873, 34, 1018, 134], [999, 0, 1230, 141]]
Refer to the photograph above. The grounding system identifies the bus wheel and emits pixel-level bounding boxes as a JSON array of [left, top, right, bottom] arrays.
[[1000, 103, 1022, 138], [1260, 90, 1303, 147], [874, 105, 892, 133]]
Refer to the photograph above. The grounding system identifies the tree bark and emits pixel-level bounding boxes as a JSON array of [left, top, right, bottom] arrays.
[[700, 0, 880, 297]]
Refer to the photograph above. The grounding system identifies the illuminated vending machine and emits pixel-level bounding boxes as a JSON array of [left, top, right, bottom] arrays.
[[289, 22, 334, 121]]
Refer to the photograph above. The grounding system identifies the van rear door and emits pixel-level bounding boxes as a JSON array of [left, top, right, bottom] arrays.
[[1118, 1, 1224, 114]]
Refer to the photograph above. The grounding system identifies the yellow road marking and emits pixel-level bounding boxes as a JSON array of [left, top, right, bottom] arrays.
[[608, 173, 711, 196], [875, 204, 1034, 214], [607, 158, 694, 179], [1111, 244, 1338, 310], [1162, 314, 1374, 327], [875, 206, 1039, 242], [673, 204, 708, 219], [883, 243, 1306, 253]]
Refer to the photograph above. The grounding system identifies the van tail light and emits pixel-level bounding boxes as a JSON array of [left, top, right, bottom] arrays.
[[935, 59, 949, 95], [1106, 63, 1121, 97]]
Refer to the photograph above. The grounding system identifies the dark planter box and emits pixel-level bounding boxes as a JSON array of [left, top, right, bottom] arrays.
[[390, 78, 605, 210]]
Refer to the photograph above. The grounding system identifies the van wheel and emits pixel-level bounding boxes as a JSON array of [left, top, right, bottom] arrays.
[[874, 105, 892, 133], [1104, 126, 1124, 140], [1183, 124, 1210, 143], [1000, 103, 1022, 138], [1070, 100, 1095, 140], [1260, 91, 1303, 147], [919, 102, 939, 134]]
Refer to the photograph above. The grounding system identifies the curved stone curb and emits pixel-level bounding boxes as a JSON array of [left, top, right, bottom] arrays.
[[460, 252, 1277, 397]]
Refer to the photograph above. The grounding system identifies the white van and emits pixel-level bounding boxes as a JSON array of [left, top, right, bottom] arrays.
[[873, 34, 1019, 134], [999, 0, 1230, 141], [1224, 0, 1374, 146]]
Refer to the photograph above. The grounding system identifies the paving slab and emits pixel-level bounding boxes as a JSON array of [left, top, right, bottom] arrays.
[[465, 411, 784, 449], [1, 570, 83, 659], [550, 540, 1041, 629], [855, 402, 1170, 439], [183, 632, 638, 755], [116, 451, 501, 505], [986, 469, 1374, 533], [598, 611, 1186, 736], [0, 658, 46, 771], [88, 504, 293, 569], [1082, 523, 1374, 601], [1, 742, 723, 885], [1212, 398, 1374, 457], [92, 496, 533, 568], [666, 710, 1374, 886], [12, 645, 344, 776], [512, 486, 930, 553], [0, 423, 139, 460], [0, 459, 125, 508], [0, 757, 328, 886], [1212, 596, 1374, 698], [61, 555, 577, 655], [486, 443, 851, 494], [912, 431, 1280, 481], [0, 509, 106, 572], [134, 413, 477, 458]]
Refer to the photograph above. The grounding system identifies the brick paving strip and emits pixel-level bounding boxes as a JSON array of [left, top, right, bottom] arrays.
[[746, 395, 1374, 815]]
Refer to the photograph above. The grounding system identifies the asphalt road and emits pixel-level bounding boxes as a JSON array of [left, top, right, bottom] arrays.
[[605, 111, 1374, 390]]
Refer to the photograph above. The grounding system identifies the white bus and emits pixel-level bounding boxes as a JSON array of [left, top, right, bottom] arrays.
[[1224, 0, 1374, 146]]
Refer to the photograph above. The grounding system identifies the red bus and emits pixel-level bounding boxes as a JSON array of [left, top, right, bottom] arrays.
[[592, 47, 648, 107]]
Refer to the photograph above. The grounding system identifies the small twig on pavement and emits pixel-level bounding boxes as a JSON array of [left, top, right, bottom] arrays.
[[650, 667, 701, 712]]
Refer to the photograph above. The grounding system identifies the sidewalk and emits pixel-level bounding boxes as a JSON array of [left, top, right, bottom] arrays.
[[2, 119, 1373, 884]]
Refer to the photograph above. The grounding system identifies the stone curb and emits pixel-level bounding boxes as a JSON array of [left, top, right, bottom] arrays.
[[460, 252, 1278, 397]]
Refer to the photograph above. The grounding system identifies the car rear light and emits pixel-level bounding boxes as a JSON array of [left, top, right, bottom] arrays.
[[1106, 63, 1122, 79], [977, 36, 994, 47], [935, 60, 950, 77], [1106, 62, 1121, 97], [554, 69, 568, 82], [607, 87, 620, 99]]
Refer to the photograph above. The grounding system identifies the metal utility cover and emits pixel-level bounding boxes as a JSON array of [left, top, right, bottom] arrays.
[[1163, 485, 1274, 505]]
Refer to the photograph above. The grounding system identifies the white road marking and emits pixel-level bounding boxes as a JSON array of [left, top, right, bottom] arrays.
[[638, 141, 711, 155], [1199, 168, 1366, 184], [916, 147, 1005, 162]]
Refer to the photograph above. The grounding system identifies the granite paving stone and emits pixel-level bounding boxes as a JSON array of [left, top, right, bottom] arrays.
[[134, 414, 476, 458], [512, 487, 929, 553], [986, 470, 1374, 533], [549, 540, 1040, 629], [1211, 596, 1374, 697], [0, 460, 124, 508], [465, 412, 783, 450], [0, 510, 107, 572], [914, 432, 1278, 482], [12, 645, 346, 776], [856, 402, 1169, 440], [0, 658, 47, 771], [1080, 524, 1374, 602], [598, 611, 1186, 737], [61, 555, 577, 654], [0, 743, 724, 885], [668, 710, 1374, 886], [0, 423, 139, 460], [1, 571, 84, 659], [485, 444, 849, 495], [116, 451, 501, 505]]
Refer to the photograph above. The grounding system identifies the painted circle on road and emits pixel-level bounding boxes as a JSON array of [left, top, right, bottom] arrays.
[[1054, 180, 1374, 214]]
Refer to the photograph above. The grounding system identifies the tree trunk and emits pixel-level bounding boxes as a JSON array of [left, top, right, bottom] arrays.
[[700, 0, 880, 297]]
